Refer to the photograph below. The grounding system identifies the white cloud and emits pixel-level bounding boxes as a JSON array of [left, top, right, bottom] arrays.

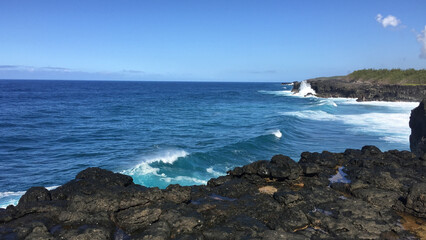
[[417, 26, 426, 59], [376, 14, 401, 28], [376, 14, 383, 22]]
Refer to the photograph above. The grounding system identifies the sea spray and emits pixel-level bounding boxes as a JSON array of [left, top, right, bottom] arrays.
[[258, 80, 316, 98], [294, 80, 316, 97]]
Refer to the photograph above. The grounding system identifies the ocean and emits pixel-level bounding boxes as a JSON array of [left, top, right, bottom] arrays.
[[0, 80, 418, 208]]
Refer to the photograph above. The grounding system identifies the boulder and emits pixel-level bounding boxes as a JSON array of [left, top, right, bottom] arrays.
[[409, 99, 426, 159], [228, 155, 301, 180], [404, 183, 426, 218], [17, 187, 51, 208], [76, 167, 134, 187]]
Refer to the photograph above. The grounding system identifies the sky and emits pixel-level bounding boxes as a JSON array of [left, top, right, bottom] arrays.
[[0, 0, 425, 81]]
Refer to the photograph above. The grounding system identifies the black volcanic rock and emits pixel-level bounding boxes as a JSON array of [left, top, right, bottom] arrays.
[[17, 187, 51, 207], [410, 99, 426, 159], [75, 167, 133, 187], [404, 183, 426, 218], [1, 146, 425, 239], [227, 155, 301, 180], [292, 78, 426, 102]]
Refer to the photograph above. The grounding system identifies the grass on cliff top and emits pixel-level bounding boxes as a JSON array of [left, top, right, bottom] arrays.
[[347, 69, 426, 85]]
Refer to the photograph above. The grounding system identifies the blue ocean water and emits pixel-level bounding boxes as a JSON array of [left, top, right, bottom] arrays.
[[0, 80, 418, 207]]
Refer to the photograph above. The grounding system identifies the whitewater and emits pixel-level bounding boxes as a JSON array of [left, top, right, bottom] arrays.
[[0, 80, 418, 208]]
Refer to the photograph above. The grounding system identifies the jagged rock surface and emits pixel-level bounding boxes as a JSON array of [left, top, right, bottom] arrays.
[[0, 146, 425, 239], [292, 79, 426, 102], [410, 99, 426, 159]]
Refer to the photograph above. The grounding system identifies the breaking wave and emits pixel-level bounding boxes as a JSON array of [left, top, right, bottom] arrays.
[[292, 80, 316, 97], [281, 110, 412, 144], [271, 130, 283, 138], [122, 149, 188, 176]]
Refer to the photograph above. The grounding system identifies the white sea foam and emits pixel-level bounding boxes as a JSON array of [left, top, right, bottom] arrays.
[[317, 99, 338, 107], [0, 191, 26, 199], [258, 90, 293, 96], [281, 110, 411, 143], [163, 176, 207, 185], [380, 136, 408, 144], [293, 80, 316, 97], [142, 149, 188, 164], [324, 98, 418, 112], [261, 86, 419, 111], [0, 200, 20, 209], [207, 167, 224, 177], [259, 81, 316, 98], [272, 130, 282, 138], [337, 100, 418, 109], [329, 167, 351, 184], [282, 110, 337, 121]]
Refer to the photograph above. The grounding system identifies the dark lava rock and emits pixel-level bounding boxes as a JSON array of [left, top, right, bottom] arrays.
[[2, 103, 425, 238], [404, 183, 426, 218], [76, 167, 133, 187], [115, 206, 162, 233], [292, 78, 426, 102], [17, 187, 51, 208], [410, 99, 426, 159], [273, 191, 304, 207], [228, 155, 301, 180], [270, 154, 302, 180]]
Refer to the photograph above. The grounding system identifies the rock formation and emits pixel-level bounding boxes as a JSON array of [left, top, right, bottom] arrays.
[[1, 146, 424, 239], [291, 79, 426, 102], [410, 99, 426, 159]]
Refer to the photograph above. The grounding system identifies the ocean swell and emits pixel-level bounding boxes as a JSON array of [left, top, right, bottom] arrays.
[[281, 110, 412, 144]]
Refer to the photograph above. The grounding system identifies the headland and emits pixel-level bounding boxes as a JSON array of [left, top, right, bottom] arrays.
[[291, 69, 426, 101]]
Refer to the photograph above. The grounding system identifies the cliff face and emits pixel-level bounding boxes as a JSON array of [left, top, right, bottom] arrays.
[[410, 99, 426, 159], [292, 79, 426, 102]]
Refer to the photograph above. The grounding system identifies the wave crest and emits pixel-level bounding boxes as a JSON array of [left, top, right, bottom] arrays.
[[282, 110, 411, 144], [122, 149, 188, 176], [272, 130, 282, 138]]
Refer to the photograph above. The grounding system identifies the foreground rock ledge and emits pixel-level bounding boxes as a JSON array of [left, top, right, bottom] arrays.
[[0, 147, 425, 239]]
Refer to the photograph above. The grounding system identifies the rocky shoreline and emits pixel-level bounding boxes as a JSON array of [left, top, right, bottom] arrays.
[[291, 78, 426, 102], [0, 102, 425, 239]]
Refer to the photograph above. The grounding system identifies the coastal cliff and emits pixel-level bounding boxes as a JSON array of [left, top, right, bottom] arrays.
[[410, 99, 426, 159], [1, 104, 425, 239], [291, 69, 426, 101], [292, 79, 426, 102]]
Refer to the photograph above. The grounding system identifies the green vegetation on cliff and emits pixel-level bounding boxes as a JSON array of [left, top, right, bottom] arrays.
[[347, 69, 426, 85]]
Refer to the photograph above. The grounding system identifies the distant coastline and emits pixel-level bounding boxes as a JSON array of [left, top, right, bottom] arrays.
[[291, 69, 426, 102]]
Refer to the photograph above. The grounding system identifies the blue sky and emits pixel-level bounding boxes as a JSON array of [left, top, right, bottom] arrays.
[[0, 0, 425, 81]]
